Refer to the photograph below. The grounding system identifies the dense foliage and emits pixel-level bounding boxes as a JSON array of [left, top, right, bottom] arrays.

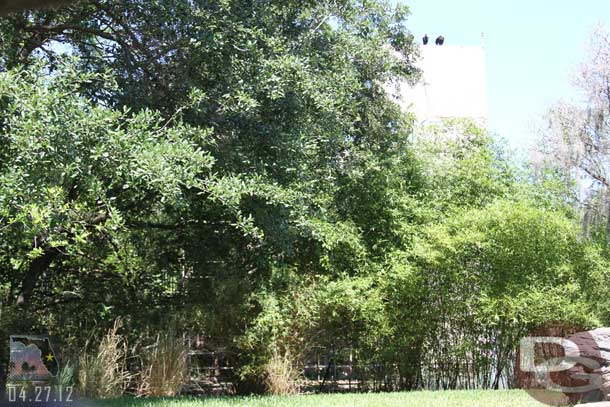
[[0, 0, 608, 396]]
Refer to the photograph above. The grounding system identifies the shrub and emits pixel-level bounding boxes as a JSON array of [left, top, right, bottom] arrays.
[[264, 351, 299, 395], [77, 319, 131, 399], [137, 331, 188, 397]]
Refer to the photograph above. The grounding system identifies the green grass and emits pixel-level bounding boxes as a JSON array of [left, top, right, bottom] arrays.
[[98, 390, 547, 407]]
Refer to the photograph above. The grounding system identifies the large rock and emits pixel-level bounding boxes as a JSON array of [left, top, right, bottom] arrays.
[[518, 327, 610, 405], [567, 328, 610, 402]]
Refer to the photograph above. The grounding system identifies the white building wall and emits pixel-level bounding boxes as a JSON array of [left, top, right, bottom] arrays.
[[390, 45, 488, 124]]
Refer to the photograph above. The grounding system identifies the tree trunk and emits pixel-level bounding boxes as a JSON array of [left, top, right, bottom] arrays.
[[606, 203, 610, 241], [583, 207, 590, 238], [15, 248, 59, 308]]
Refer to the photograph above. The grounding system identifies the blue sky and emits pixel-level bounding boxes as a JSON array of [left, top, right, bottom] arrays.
[[397, 0, 610, 151]]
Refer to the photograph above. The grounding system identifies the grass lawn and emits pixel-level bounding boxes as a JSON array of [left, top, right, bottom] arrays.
[[99, 390, 548, 407]]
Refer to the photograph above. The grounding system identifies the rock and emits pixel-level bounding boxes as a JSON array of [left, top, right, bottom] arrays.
[[520, 327, 610, 404], [569, 328, 610, 364]]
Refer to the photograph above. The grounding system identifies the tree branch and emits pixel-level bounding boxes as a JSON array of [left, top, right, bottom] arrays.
[[15, 210, 109, 308], [0, 0, 76, 16]]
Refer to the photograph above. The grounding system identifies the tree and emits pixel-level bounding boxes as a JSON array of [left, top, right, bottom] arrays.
[[0, 62, 215, 309], [0, 0, 75, 16], [538, 25, 610, 238], [0, 0, 424, 392], [376, 120, 608, 390]]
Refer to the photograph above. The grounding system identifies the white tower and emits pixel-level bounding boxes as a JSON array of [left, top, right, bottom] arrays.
[[390, 43, 488, 125]]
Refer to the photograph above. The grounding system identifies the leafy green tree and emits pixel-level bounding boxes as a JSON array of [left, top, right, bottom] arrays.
[[376, 121, 609, 390], [0, 62, 214, 313], [0, 0, 424, 392]]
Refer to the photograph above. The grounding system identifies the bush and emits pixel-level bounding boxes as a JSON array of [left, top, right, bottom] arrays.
[[137, 331, 188, 397], [264, 351, 299, 395], [77, 319, 131, 399]]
